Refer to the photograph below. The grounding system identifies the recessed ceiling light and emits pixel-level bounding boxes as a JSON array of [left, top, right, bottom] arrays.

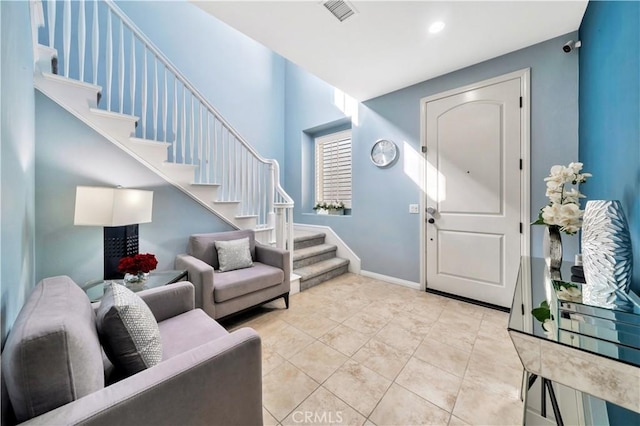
[[429, 21, 446, 34]]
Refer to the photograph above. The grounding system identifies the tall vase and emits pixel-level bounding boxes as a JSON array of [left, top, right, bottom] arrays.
[[581, 200, 633, 308], [543, 225, 563, 270]]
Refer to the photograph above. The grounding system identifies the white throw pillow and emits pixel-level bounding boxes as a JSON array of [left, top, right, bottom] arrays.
[[215, 237, 254, 272]]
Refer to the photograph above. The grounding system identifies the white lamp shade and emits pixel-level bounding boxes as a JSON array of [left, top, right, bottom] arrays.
[[74, 186, 153, 226]]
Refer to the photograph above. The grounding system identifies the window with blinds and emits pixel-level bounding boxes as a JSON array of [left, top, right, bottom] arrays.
[[315, 130, 352, 208]]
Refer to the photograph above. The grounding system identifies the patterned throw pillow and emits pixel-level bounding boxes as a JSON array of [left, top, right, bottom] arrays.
[[96, 282, 163, 375], [215, 237, 254, 272]]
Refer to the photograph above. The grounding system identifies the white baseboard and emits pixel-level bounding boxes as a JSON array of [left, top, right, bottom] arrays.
[[293, 223, 361, 273], [290, 273, 301, 295], [360, 270, 421, 290]]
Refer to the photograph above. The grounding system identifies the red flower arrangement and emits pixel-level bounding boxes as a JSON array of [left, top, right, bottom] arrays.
[[118, 253, 158, 275]]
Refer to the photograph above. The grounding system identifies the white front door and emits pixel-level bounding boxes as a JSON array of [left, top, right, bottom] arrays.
[[423, 75, 525, 308]]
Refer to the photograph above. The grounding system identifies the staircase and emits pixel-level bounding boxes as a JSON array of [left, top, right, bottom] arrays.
[[293, 231, 349, 291], [30, 0, 293, 251]]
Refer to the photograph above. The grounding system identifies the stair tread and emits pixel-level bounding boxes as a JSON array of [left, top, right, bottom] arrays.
[[129, 137, 172, 147], [39, 72, 101, 92], [88, 107, 138, 122], [235, 215, 258, 219], [294, 257, 349, 281], [293, 243, 337, 261], [293, 231, 326, 243]]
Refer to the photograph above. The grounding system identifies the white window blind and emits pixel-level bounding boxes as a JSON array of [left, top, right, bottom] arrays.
[[315, 130, 352, 208]]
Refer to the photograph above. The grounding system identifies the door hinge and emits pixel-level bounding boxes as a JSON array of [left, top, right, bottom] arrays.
[[519, 222, 523, 233], [519, 96, 523, 108], [519, 158, 523, 170], [421, 146, 427, 153], [521, 304, 525, 315]]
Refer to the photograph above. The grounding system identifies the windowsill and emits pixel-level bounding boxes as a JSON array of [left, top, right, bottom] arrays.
[[302, 213, 352, 218]]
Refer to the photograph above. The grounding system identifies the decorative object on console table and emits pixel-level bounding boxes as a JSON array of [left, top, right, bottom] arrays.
[[533, 162, 591, 269], [119, 253, 158, 290], [74, 186, 154, 280], [581, 200, 633, 308]]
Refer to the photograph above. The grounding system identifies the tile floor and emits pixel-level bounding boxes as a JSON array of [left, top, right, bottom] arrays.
[[222, 273, 524, 426]]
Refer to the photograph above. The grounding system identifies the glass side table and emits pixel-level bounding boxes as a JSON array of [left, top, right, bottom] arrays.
[[81, 269, 188, 302]]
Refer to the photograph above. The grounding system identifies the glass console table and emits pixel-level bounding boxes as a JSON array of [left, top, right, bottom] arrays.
[[508, 257, 640, 425], [81, 269, 188, 302]]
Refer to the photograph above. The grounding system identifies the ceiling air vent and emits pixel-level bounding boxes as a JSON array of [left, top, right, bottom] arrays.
[[323, 0, 357, 22]]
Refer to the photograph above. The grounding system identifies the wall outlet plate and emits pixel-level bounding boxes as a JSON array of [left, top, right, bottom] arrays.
[[409, 204, 419, 214]]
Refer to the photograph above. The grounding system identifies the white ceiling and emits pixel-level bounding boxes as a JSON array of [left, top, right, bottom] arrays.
[[193, 1, 588, 101]]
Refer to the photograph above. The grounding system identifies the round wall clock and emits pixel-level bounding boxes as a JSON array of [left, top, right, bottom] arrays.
[[370, 139, 398, 168]]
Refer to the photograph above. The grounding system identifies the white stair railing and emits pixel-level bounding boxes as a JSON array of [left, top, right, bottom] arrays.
[[39, 0, 294, 250]]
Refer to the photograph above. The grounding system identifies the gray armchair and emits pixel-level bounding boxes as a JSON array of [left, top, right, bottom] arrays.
[[175, 229, 290, 320], [1, 276, 262, 426]]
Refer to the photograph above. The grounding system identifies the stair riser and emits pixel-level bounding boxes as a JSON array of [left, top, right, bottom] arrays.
[[126, 143, 169, 165], [294, 236, 325, 250], [300, 264, 349, 291], [293, 250, 337, 270]]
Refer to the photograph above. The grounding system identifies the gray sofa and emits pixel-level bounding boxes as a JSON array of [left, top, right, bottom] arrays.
[[1, 276, 262, 426], [175, 229, 290, 320]]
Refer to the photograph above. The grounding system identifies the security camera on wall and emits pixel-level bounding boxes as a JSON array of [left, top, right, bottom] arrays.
[[563, 40, 582, 53]]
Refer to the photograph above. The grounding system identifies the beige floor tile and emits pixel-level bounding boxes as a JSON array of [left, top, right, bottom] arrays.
[[396, 357, 462, 412], [286, 313, 340, 338], [427, 321, 477, 352], [263, 407, 279, 426], [352, 338, 411, 380], [389, 310, 434, 336], [374, 322, 424, 354], [343, 311, 389, 335], [263, 346, 287, 376], [363, 421, 376, 426], [445, 299, 487, 319], [263, 362, 319, 421], [452, 379, 523, 426], [465, 353, 523, 399], [281, 387, 366, 426], [319, 324, 371, 357], [263, 324, 315, 359], [365, 299, 409, 321], [438, 309, 483, 333], [472, 332, 522, 372], [250, 317, 290, 336], [324, 360, 391, 417], [407, 298, 445, 322], [481, 308, 510, 329], [290, 340, 348, 383], [448, 415, 470, 426], [369, 383, 450, 426], [413, 337, 471, 378]]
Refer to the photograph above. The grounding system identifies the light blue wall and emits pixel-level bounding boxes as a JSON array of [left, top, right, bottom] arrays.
[[115, 0, 286, 164], [579, 0, 639, 293], [286, 33, 580, 283], [1, 0, 36, 344], [34, 94, 233, 285]]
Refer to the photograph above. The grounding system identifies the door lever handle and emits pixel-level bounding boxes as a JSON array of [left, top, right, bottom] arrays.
[[426, 207, 437, 215], [428, 218, 435, 224]]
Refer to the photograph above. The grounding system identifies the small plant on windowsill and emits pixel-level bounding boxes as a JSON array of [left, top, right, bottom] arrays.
[[314, 201, 345, 215]]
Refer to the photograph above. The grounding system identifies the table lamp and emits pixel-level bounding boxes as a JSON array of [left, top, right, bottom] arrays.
[[74, 186, 153, 279]]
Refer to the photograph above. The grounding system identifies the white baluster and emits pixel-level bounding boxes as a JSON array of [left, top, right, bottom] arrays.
[[190, 96, 195, 164], [153, 56, 158, 140], [92, 0, 98, 85], [242, 148, 247, 215], [181, 87, 186, 163], [221, 128, 227, 200], [141, 49, 147, 136], [198, 104, 204, 183], [63, 0, 70, 77], [206, 113, 211, 183], [47, 0, 56, 48], [162, 67, 167, 142], [105, 10, 112, 109], [118, 20, 124, 113], [77, 0, 85, 81], [172, 79, 178, 161], [130, 34, 136, 117]]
